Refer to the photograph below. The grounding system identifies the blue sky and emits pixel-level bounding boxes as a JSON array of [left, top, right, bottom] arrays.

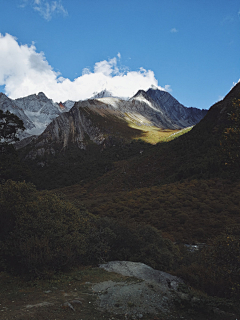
[[0, 0, 239, 109]]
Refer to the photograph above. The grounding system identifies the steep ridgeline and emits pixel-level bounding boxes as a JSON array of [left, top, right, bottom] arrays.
[[0, 92, 69, 138], [146, 86, 207, 127], [22, 87, 207, 159], [129, 88, 207, 128]]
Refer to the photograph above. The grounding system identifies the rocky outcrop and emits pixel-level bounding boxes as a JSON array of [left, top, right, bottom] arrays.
[[40, 102, 105, 149], [14, 92, 67, 135], [93, 261, 182, 317], [0, 93, 35, 132], [0, 92, 68, 138], [25, 102, 106, 159]]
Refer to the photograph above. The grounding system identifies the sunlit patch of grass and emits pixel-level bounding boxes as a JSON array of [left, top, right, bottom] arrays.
[[165, 126, 194, 142], [82, 107, 193, 145], [128, 123, 193, 144]]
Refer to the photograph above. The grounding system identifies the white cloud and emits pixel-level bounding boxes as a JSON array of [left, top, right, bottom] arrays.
[[20, 0, 68, 20], [164, 85, 172, 92], [94, 57, 119, 76], [0, 33, 167, 102], [170, 28, 178, 33]]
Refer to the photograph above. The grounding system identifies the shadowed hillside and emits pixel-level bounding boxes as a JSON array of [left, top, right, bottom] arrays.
[[78, 82, 240, 194]]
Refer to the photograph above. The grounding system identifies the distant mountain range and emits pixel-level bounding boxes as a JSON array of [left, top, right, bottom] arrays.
[[4, 82, 238, 191], [0, 87, 207, 141], [3, 87, 207, 158]]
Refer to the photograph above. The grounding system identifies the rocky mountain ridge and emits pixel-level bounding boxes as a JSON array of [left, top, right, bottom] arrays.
[[0, 92, 70, 138], [146, 86, 206, 126], [20, 87, 207, 159]]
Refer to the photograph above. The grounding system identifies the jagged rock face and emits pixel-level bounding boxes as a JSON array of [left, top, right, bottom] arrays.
[[14, 92, 67, 135], [0, 93, 35, 130], [41, 103, 105, 149], [0, 93, 35, 140], [129, 91, 181, 129], [25, 102, 106, 159], [62, 100, 75, 110], [0, 92, 68, 137], [145, 87, 207, 127]]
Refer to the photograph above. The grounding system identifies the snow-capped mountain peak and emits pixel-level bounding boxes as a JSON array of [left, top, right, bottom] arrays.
[[91, 89, 113, 99]]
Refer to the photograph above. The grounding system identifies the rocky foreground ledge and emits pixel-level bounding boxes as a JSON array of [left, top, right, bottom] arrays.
[[93, 261, 238, 319], [93, 261, 183, 318]]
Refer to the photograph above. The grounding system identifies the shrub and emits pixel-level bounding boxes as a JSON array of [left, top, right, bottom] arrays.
[[85, 217, 180, 272], [175, 232, 240, 299], [0, 180, 92, 277], [201, 232, 240, 298], [0, 180, 180, 278]]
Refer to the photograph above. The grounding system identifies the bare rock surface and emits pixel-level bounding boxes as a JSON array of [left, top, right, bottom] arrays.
[[99, 261, 182, 289], [92, 261, 183, 317]]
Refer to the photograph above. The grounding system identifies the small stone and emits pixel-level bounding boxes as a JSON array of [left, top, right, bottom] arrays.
[[62, 302, 75, 311], [44, 290, 52, 294], [71, 300, 82, 304]]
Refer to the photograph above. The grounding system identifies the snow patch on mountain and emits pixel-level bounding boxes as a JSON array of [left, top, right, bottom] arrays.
[[92, 89, 129, 100], [96, 97, 124, 109], [131, 91, 160, 113]]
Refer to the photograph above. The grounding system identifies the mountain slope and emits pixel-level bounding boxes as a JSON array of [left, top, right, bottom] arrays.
[[0, 93, 35, 138], [14, 92, 69, 135], [0, 92, 68, 137], [20, 87, 207, 159], [146, 86, 207, 126], [79, 82, 240, 193], [1, 87, 207, 145]]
